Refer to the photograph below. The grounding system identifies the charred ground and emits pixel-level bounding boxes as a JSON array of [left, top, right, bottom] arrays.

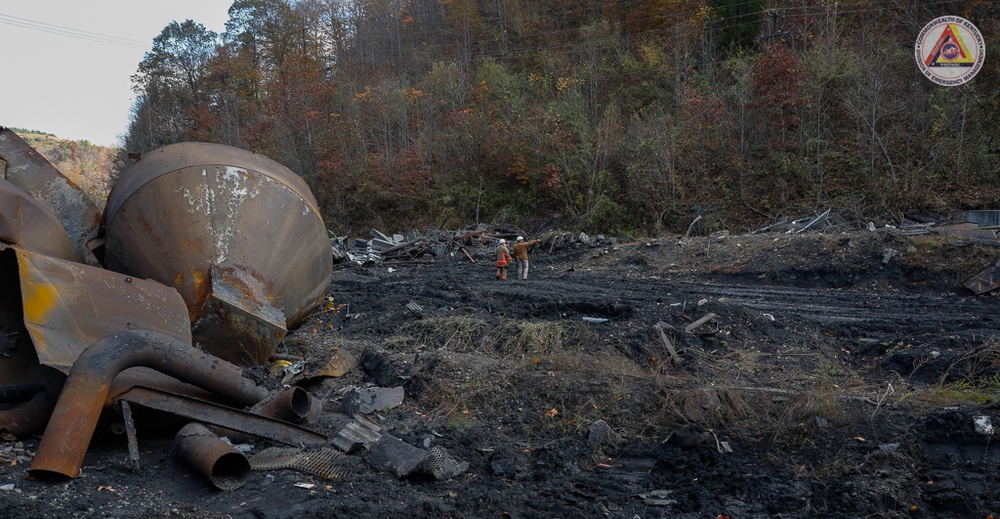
[[2, 227, 1000, 518]]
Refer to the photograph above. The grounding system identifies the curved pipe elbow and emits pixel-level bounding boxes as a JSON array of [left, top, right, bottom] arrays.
[[29, 330, 270, 480]]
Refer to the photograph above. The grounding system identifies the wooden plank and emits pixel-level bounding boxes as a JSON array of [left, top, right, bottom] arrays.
[[653, 322, 679, 363], [684, 313, 718, 333]]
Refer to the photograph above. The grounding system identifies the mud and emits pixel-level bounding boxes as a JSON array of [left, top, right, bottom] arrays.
[[1, 228, 998, 518]]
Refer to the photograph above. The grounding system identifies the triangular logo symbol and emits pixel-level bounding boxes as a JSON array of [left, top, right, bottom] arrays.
[[924, 23, 975, 67]]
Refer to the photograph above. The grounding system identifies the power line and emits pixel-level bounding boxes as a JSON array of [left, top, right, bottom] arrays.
[[0, 12, 152, 50]]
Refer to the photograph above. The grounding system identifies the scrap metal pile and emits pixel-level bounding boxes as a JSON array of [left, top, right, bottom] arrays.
[[0, 129, 349, 489], [333, 226, 615, 265]]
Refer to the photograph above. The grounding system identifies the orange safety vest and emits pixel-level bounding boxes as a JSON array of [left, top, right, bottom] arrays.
[[496, 245, 510, 266]]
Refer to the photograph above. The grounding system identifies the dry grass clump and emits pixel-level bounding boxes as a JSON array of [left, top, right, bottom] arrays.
[[389, 315, 599, 359], [908, 234, 999, 283], [647, 342, 872, 440], [902, 338, 1000, 409]]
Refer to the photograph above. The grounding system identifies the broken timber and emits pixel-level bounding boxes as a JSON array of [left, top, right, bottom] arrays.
[[653, 322, 680, 363], [684, 313, 719, 333]]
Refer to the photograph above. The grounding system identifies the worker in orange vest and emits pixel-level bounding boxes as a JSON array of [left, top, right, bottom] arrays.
[[495, 239, 512, 280]]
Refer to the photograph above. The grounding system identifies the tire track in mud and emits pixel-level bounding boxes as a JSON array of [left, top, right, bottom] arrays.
[[669, 281, 992, 328], [518, 271, 995, 333]]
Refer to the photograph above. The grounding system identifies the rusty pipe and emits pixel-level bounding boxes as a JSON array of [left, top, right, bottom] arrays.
[[175, 422, 251, 491], [0, 391, 57, 438], [209, 386, 314, 444], [250, 386, 312, 423], [30, 330, 269, 480], [0, 384, 47, 404]]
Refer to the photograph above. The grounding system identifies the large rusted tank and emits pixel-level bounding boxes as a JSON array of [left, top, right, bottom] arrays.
[[99, 142, 332, 365]]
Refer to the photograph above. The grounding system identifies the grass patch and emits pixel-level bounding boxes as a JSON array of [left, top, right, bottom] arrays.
[[908, 234, 999, 283], [387, 315, 599, 358]]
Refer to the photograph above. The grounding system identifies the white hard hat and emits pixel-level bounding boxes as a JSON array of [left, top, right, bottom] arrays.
[[517, 236, 524, 242], [499, 239, 506, 244]]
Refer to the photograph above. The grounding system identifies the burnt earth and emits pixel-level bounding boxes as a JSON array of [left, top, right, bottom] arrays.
[[1, 228, 999, 518]]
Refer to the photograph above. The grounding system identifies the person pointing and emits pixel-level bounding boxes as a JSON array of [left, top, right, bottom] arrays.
[[511, 235, 540, 280]]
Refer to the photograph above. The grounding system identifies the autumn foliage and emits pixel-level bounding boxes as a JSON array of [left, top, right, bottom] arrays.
[[124, 0, 1000, 235]]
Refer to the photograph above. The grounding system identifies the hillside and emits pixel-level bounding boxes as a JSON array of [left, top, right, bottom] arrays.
[[10, 129, 116, 209]]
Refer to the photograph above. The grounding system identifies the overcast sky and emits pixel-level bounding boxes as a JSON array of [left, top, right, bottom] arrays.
[[1, 1, 233, 147]]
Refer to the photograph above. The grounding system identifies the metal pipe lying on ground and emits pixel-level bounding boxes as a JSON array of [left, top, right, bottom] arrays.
[[0, 391, 57, 438], [0, 384, 55, 438], [29, 330, 270, 480], [250, 386, 312, 423], [175, 422, 251, 491], [208, 386, 316, 445]]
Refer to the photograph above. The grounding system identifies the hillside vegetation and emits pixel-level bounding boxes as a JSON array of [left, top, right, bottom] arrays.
[[11, 129, 116, 208], [119, 0, 1000, 235]]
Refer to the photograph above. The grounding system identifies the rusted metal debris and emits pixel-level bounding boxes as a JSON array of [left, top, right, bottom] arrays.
[[965, 257, 1000, 294], [29, 330, 271, 480], [0, 180, 80, 262], [0, 391, 57, 438], [113, 386, 327, 448], [0, 246, 193, 438], [0, 135, 354, 491], [334, 225, 613, 265], [247, 386, 314, 424], [0, 128, 102, 264], [99, 142, 333, 365], [175, 422, 251, 491], [1, 247, 191, 375]]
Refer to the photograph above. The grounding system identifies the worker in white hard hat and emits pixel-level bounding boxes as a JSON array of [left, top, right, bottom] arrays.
[[495, 238, 512, 280], [511, 235, 540, 280]]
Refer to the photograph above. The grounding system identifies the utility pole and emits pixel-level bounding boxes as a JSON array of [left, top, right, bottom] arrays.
[[758, 9, 792, 47]]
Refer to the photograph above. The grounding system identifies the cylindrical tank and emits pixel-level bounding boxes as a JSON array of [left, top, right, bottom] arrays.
[[100, 142, 332, 364]]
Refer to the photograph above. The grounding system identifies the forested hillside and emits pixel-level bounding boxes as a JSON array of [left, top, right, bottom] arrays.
[[123, 0, 1000, 235], [13, 129, 116, 207]]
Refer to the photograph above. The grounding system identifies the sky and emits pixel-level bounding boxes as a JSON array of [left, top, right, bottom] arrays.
[[1, 1, 233, 147]]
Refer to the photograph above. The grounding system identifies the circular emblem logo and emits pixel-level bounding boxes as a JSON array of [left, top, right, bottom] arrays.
[[915, 16, 985, 86]]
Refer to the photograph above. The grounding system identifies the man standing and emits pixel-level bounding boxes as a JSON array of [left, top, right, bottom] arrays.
[[511, 236, 540, 280], [495, 239, 512, 280]]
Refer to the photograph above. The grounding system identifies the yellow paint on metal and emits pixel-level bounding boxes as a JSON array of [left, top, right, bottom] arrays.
[[18, 273, 59, 323]]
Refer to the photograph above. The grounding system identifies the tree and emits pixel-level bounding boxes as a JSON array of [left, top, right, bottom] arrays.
[[127, 20, 218, 152], [134, 20, 218, 105]]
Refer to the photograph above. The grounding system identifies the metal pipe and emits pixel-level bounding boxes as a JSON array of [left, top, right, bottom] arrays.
[[0, 384, 47, 404], [29, 330, 269, 480], [250, 386, 312, 423], [115, 386, 327, 447], [210, 386, 315, 444], [0, 391, 57, 438], [175, 422, 250, 491]]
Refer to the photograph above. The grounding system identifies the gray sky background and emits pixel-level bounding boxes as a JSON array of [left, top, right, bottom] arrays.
[[2, 0, 232, 146]]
